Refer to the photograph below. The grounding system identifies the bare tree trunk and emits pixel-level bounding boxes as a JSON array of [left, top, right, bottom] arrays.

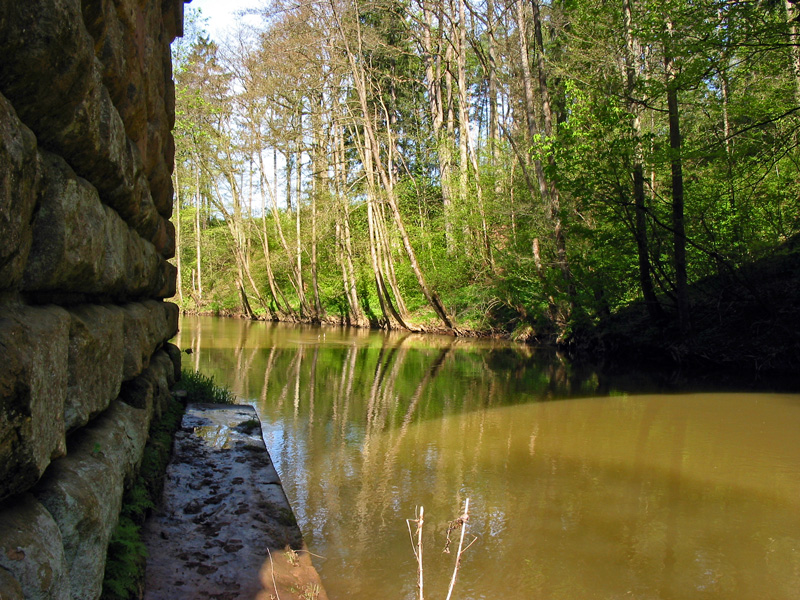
[[365, 174, 412, 328], [294, 145, 310, 317], [786, 0, 800, 103], [665, 18, 690, 335], [363, 125, 413, 329], [193, 151, 203, 304], [375, 198, 410, 318], [334, 120, 367, 325], [173, 166, 184, 304], [256, 141, 293, 319], [487, 0, 499, 162], [531, 0, 573, 311], [237, 268, 257, 319], [210, 173, 272, 319], [333, 1, 455, 330], [268, 146, 307, 315], [422, 0, 454, 253], [624, 0, 660, 320], [310, 97, 326, 321], [444, 37, 456, 253], [454, 0, 490, 266]]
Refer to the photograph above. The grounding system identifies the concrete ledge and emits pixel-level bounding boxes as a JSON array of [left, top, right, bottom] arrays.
[[142, 404, 328, 600]]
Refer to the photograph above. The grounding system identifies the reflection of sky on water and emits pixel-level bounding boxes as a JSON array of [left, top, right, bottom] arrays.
[[176, 316, 800, 600]]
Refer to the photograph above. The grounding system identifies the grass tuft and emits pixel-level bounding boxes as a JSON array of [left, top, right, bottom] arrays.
[[174, 369, 237, 404]]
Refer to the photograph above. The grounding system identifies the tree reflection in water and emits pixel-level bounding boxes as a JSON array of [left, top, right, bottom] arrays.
[[175, 316, 800, 600]]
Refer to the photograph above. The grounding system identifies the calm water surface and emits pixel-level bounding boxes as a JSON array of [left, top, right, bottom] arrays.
[[175, 315, 800, 600]]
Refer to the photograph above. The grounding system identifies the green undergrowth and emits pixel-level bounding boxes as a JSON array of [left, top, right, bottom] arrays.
[[101, 370, 236, 599]]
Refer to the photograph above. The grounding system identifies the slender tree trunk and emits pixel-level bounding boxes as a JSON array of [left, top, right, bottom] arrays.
[[268, 147, 307, 314], [334, 120, 366, 325], [193, 151, 203, 303], [455, 0, 491, 267], [310, 97, 326, 320], [237, 268, 257, 319], [531, 0, 573, 310], [173, 167, 184, 304], [487, 0, 499, 162], [333, 2, 454, 330], [211, 173, 272, 319], [256, 140, 292, 318], [624, 0, 660, 319], [665, 18, 690, 335], [422, 0, 454, 253], [366, 178, 411, 329], [294, 144, 310, 317], [375, 199, 410, 318], [786, 0, 800, 103], [362, 125, 412, 329], [444, 36, 456, 252]]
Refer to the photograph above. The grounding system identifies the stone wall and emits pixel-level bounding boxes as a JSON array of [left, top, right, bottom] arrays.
[[0, 1, 186, 597]]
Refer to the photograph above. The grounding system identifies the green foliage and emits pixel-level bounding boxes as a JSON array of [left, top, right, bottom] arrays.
[[102, 516, 147, 600], [170, 0, 800, 340]]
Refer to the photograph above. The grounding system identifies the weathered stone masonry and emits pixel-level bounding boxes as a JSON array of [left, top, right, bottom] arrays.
[[0, 1, 187, 597]]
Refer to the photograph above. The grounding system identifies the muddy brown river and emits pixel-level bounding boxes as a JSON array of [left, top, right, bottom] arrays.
[[175, 315, 800, 600]]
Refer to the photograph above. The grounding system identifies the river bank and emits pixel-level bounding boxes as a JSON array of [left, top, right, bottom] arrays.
[[179, 232, 800, 377], [575, 234, 800, 376]]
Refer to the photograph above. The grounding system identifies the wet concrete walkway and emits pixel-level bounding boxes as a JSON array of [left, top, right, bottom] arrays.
[[142, 403, 327, 600]]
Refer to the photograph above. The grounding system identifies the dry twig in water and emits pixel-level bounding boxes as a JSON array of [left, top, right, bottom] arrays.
[[407, 499, 476, 600], [406, 506, 425, 600], [445, 498, 473, 600]]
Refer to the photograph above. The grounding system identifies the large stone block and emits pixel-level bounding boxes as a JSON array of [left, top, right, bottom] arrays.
[[120, 349, 173, 420], [22, 152, 167, 299], [64, 305, 125, 432], [151, 349, 178, 389], [22, 153, 108, 293], [0, 93, 39, 291], [118, 301, 176, 380], [0, 567, 24, 600], [117, 303, 150, 380], [0, 495, 69, 600], [0, 0, 167, 249], [0, 307, 69, 503], [0, 1, 97, 152], [164, 301, 180, 339], [156, 261, 178, 300], [34, 400, 150, 600], [163, 343, 183, 384]]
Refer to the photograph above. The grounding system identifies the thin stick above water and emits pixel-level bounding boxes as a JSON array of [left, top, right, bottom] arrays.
[[445, 498, 470, 600]]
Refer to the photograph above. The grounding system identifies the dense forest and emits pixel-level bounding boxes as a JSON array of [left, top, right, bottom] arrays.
[[170, 0, 800, 344]]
